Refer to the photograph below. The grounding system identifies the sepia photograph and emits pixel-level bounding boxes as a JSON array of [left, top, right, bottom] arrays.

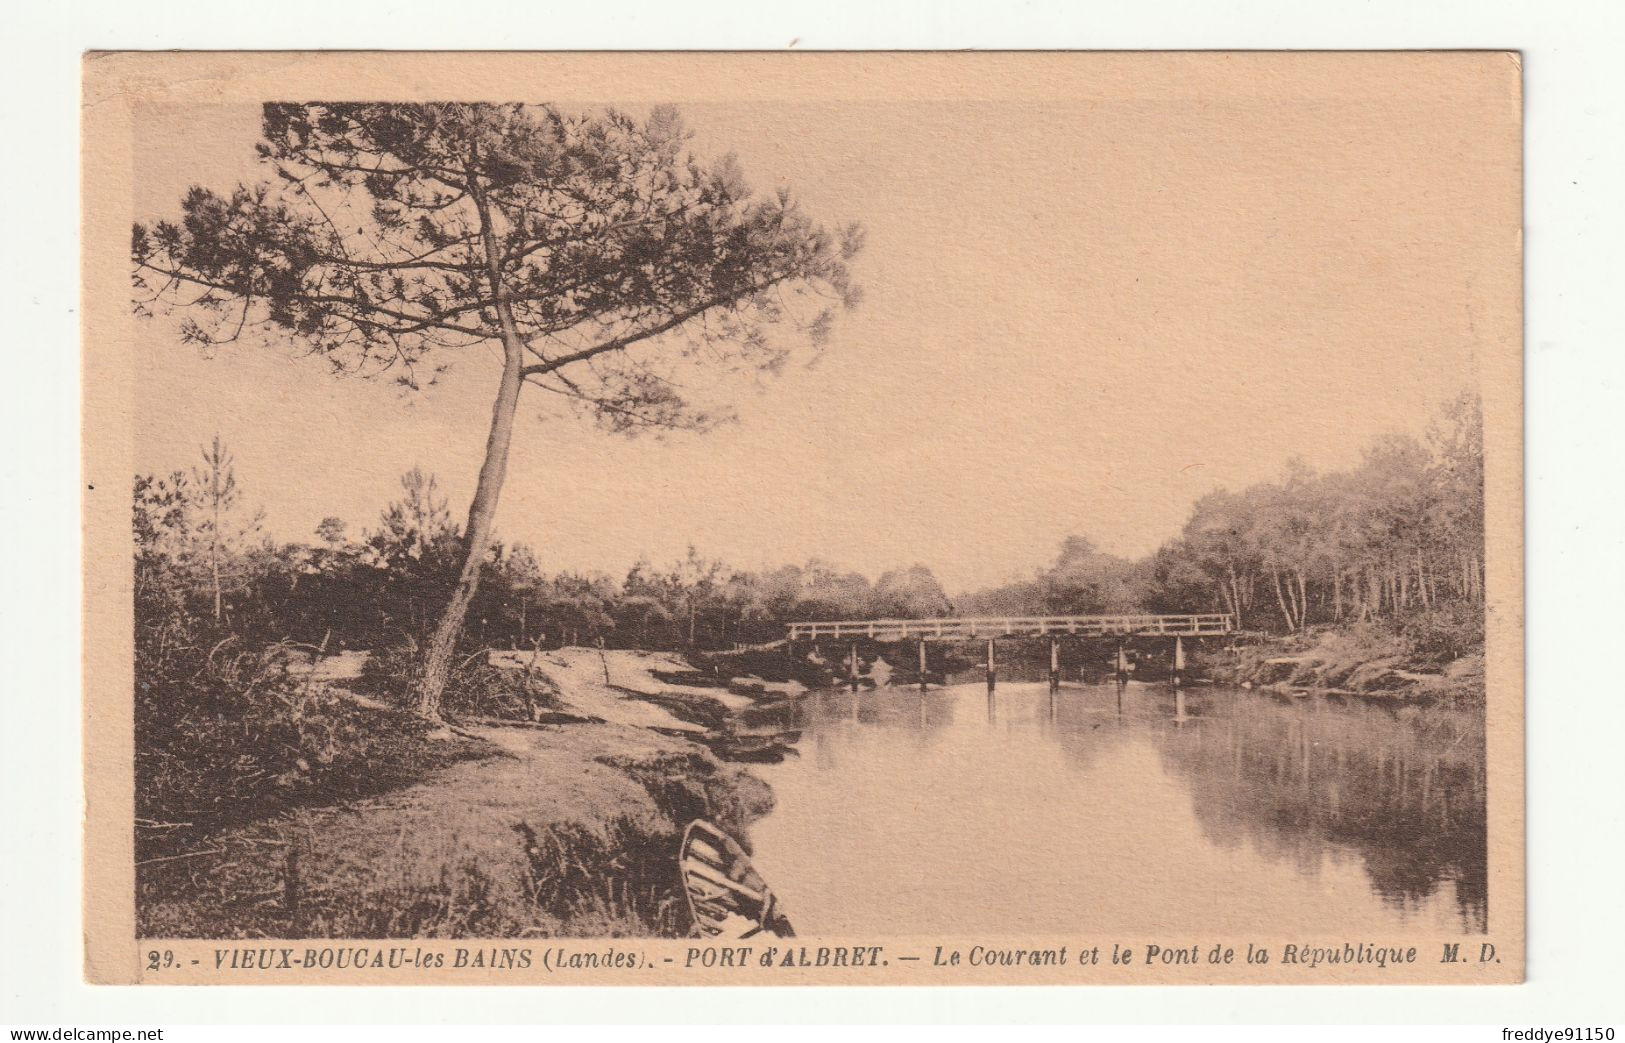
[[79, 51, 1524, 985]]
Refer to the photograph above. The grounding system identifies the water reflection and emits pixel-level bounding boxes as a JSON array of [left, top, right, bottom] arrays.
[[748, 682, 1486, 938]]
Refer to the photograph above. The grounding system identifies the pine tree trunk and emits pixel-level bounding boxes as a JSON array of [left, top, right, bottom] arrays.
[[413, 356, 523, 719], [210, 542, 221, 622], [210, 495, 222, 622], [413, 177, 527, 721]]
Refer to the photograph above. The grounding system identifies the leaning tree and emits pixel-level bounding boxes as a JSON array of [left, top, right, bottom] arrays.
[[134, 102, 862, 719]]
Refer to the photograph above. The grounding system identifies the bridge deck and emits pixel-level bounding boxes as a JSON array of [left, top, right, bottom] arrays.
[[786, 613, 1234, 642]]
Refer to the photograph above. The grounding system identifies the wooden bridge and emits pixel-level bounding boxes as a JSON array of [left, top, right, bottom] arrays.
[[785, 613, 1234, 642], [784, 613, 1234, 691]]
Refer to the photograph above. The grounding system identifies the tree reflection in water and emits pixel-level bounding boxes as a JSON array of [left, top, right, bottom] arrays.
[[750, 681, 1487, 935], [1148, 690, 1487, 932]]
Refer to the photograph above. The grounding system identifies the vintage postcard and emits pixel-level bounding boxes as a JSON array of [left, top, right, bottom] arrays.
[[82, 51, 1523, 985]]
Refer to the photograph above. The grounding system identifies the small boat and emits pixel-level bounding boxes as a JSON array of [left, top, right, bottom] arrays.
[[678, 820, 795, 939], [710, 730, 802, 764]]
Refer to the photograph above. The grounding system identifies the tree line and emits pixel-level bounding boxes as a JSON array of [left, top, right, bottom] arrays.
[[960, 390, 1486, 636], [133, 448, 958, 662], [135, 391, 1483, 676]]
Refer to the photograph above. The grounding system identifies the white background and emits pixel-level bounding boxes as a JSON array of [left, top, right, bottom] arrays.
[[3, 0, 1622, 1027]]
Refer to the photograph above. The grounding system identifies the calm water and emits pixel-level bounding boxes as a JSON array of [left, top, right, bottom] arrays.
[[747, 681, 1486, 937]]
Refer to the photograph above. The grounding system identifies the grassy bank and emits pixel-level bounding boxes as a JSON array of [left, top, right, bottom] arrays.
[[137, 647, 788, 938]]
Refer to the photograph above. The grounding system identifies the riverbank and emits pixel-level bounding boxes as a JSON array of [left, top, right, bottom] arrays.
[[136, 622, 1485, 936], [137, 648, 801, 938], [1199, 621, 1485, 703]]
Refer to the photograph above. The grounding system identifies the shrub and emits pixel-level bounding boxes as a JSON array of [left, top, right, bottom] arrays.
[[599, 750, 775, 849], [513, 818, 686, 936], [360, 642, 561, 720], [1399, 603, 1486, 664], [135, 631, 482, 860]]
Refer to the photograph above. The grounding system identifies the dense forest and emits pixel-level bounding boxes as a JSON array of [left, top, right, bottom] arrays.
[[135, 392, 1484, 668]]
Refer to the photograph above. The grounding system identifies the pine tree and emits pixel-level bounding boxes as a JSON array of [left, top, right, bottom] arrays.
[[189, 435, 264, 623], [135, 103, 861, 719]]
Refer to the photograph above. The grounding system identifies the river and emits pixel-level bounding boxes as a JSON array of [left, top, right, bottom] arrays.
[[746, 679, 1486, 938]]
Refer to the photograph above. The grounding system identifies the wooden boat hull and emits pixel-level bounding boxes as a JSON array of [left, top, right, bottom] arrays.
[[678, 820, 795, 939]]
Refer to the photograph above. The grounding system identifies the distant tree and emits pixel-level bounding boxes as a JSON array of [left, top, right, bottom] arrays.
[[752, 564, 806, 621], [134, 102, 863, 719], [1183, 491, 1260, 628], [956, 577, 1046, 617], [541, 571, 618, 646], [1426, 390, 1484, 603], [487, 542, 543, 647], [1253, 463, 1320, 631], [1135, 392, 1485, 634], [314, 516, 348, 546], [1041, 536, 1144, 615], [374, 466, 457, 563], [133, 472, 191, 567], [132, 471, 195, 633], [620, 558, 676, 647], [1351, 435, 1433, 619], [716, 570, 765, 645], [190, 435, 265, 622], [872, 564, 952, 618], [671, 545, 725, 645], [1144, 537, 1214, 615], [796, 559, 874, 620], [364, 466, 462, 637], [293, 523, 368, 647]]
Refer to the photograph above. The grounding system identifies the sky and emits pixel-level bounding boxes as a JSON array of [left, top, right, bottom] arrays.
[[128, 73, 1508, 594]]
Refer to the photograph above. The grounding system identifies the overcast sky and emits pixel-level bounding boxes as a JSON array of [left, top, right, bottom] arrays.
[[130, 76, 1506, 594]]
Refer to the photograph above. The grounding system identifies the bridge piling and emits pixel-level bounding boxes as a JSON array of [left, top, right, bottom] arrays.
[[1173, 636, 1186, 687], [1049, 637, 1060, 693], [986, 639, 996, 693], [918, 638, 928, 691], [848, 642, 859, 692]]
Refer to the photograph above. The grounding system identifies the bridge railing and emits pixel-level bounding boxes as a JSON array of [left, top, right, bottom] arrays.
[[785, 613, 1234, 641]]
